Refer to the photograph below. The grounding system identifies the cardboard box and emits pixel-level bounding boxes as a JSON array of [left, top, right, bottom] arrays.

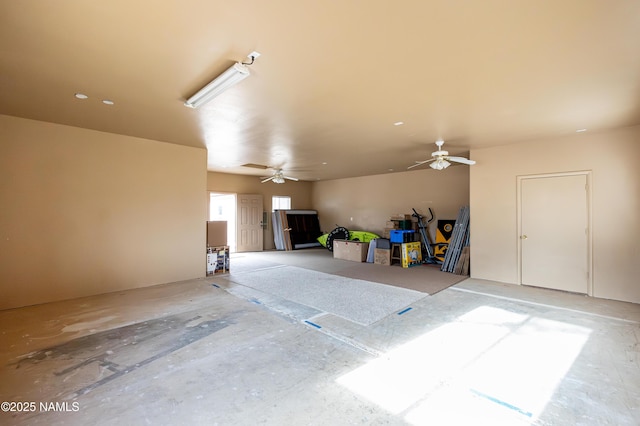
[[401, 242, 422, 268], [207, 221, 227, 247], [333, 240, 369, 262], [374, 248, 391, 266], [390, 214, 412, 221]]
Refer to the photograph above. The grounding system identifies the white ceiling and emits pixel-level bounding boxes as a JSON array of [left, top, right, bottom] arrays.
[[2, 0, 640, 181]]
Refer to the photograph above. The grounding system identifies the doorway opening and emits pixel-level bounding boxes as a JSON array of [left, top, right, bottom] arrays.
[[209, 193, 237, 253]]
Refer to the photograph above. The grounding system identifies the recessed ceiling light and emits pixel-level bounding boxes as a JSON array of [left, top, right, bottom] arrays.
[[394, 121, 404, 126], [74, 93, 88, 99], [576, 128, 587, 132], [388, 168, 394, 172], [322, 162, 328, 165], [102, 99, 114, 105]]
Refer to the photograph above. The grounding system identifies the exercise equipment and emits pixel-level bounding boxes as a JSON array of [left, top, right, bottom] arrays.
[[325, 226, 350, 252], [412, 207, 447, 265]]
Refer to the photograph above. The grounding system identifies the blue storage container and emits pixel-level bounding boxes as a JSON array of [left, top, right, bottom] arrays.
[[389, 230, 415, 243]]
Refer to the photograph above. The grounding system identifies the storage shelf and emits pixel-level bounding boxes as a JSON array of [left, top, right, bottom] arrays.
[[206, 245, 229, 275]]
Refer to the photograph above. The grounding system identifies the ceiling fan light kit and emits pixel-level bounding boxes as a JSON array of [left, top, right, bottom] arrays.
[[430, 158, 451, 170], [184, 52, 259, 108], [261, 168, 299, 184]]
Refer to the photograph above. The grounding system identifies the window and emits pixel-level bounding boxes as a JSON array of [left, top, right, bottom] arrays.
[[272, 196, 291, 211]]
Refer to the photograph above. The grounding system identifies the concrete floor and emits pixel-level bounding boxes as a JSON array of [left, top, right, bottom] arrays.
[[1, 251, 639, 425]]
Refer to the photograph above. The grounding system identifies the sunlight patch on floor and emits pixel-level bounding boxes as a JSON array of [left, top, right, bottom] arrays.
[[336, 306, 591, 424]]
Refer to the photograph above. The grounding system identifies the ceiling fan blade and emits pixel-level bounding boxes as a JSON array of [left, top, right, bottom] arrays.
[[407, 159, 435, 169], [284, 176, 299, 181], [261, 176, 274, 183], [447, 156, 476, 165]]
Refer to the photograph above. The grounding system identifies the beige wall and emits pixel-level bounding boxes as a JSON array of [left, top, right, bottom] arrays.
[[207, 172, 314, 250], [0, 115, 207, 310], [470, 125, 640, 304], [5, 112, 637, 309], [311, 166, 470, 237]]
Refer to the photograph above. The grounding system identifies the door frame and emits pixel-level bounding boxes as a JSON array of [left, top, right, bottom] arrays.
[[208, 192, 237, 252], [516, 171, 593, 295]]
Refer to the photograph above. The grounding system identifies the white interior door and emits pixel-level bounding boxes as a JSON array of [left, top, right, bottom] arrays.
[[236, 194, 264, 252], [520, 173, 589, 294]]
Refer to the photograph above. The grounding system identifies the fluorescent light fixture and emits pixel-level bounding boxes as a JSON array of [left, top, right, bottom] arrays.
[[430, 158, 450, 170], [184, 62, 250, 108]]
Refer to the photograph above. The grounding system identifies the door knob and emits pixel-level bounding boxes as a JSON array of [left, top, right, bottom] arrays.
[[520, 235, 528, 240]]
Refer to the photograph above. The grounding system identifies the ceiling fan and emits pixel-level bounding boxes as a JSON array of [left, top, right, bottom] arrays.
[[260, 168, 299, 184], [408, 140, 476, 170]]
